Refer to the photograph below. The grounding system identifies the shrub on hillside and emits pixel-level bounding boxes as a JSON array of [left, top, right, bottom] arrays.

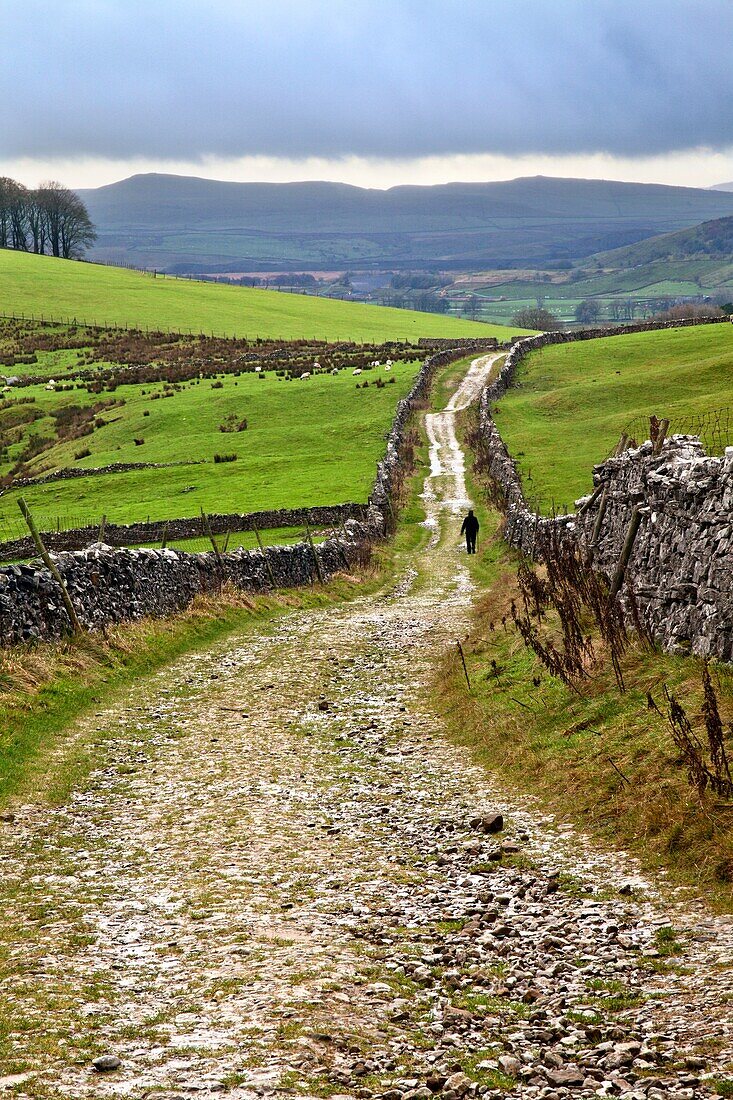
[[650, 303, 724, 322]]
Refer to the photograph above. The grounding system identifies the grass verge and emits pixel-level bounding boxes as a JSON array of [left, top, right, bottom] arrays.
[[438, 410, 733, 907]]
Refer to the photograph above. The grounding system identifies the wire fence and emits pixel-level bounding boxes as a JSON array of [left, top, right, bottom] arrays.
[[0, 511, 108, 544], [615, 405, 733, 457], [0, 508, 327, 563]]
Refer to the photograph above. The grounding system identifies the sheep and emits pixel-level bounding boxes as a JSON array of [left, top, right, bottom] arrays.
[[352, 368, 362, 376], [313, 361, 321, 370], [300, 371, 311, 380], [330, 367, 339, 375], [45, 379, 57, 391], [384, 364, 392, 372], [254, 364, 262, 373]]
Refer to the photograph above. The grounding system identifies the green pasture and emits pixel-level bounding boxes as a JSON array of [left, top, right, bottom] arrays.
[[0, 249, 514, 342], [0, 359, 421, 532], [494, 323, 733, 511]]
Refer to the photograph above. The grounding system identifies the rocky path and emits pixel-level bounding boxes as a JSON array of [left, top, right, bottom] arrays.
[[2, 356, 733, 1100]]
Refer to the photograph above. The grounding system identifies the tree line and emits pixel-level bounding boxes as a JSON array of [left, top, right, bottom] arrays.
[[0, 178, 96, 260]]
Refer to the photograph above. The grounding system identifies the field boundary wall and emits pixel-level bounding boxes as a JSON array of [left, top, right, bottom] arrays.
[[0, 339, 497, 644], [476, 318, 733, 661]]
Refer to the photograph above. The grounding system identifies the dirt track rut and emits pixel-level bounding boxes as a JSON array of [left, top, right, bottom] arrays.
[[2, 355, 733, 1100]]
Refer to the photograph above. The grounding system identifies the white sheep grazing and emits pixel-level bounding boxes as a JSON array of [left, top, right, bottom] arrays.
[[330, 367, 338, 375], [313, 361, 320, 370], [300, 371, 311, 380], [373, 360, 380, 367], [384, 364, 392, 372], [352, 368, 362, 376], [254, 365, 262, 372], [45, 379, 57, 390]]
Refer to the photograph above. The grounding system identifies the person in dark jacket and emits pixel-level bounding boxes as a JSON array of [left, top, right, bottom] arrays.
[[460, 509, 479, 554]]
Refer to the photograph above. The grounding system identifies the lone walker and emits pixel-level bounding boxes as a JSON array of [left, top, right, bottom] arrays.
[[460, 508, 479, 555]]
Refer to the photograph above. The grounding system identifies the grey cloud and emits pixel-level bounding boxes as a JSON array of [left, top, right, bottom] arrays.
[[1, 0, 732, 162]]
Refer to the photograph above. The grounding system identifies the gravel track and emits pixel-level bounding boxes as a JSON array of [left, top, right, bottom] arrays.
[[1, 355, 732, 1100]]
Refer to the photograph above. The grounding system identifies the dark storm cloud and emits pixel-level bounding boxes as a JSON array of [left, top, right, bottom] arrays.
[[2, 0, 732, 162]]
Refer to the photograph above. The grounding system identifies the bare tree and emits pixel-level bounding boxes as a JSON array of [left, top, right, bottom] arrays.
[[21, 183, 96, 262], [574, 299, 602, 324], [511, 306, 561, 331], [59, 191, 96, 258], [0, 177, 30, 250], [465, 294, 482, 320], [27, 188, 47, 254]]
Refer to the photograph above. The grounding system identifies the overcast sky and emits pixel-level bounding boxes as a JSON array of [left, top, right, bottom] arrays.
[[2, 0, 733, 190]]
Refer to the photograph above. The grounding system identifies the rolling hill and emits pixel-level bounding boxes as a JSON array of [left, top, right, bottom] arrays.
[[0, 250, 506, 342], [77, 173, 733, 272], [594, 215, 733, 267]]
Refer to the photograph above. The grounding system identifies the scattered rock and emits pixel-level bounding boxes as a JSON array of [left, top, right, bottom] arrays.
[[497, 1054, 521, 1077], [92, 1054, 121, 1073], [470, 810, 504, 834], [545, 1064, 585, 1087]]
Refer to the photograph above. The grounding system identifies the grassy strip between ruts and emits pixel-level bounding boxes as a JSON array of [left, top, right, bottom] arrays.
[[437, 403, 733, 910]]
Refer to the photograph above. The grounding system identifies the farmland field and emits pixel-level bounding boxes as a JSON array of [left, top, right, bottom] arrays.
[[0, 319, 443, 537], [448, 258, 733, 327], [493, 323, 733, 511], [0, 250, 516, 342]]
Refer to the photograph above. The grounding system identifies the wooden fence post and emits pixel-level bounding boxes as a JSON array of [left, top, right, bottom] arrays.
[[200, 508, 225, 576], [305, 516, 324, 584], [591, 486, 609, 548], [609, 507, 643, 601], [18, 498, 82, 635], [653, 418, 670, 456], [456, 640, 471, 690], [252, 522, 277, 588]]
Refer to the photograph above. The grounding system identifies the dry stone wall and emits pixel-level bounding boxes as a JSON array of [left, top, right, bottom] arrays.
[[0, 339, 497, 645], [477, 319, 733, 662], [0, 503, 367, 563]]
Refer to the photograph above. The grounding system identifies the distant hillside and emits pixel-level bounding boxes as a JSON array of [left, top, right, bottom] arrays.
[[710, 182, 733, 192], [77, 173, 733, 273], [595, 215, 733, 267], [0, 250, 508, 341]]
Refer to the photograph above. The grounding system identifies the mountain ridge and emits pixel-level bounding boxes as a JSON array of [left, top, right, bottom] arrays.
[[77, 173, 733, 272]]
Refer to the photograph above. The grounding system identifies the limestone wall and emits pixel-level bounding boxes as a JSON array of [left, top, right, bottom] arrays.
[[476, 319, 733, 661], [0, 503, 367, 563]]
